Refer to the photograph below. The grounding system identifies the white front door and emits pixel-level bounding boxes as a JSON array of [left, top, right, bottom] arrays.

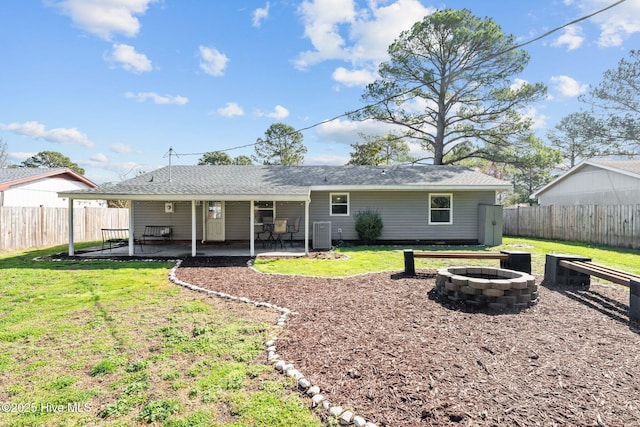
[[206, 201, 225, 241]]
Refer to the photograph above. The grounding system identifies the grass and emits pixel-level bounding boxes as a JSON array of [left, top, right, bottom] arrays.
[[2, 237, 639, 426], [253, 236, 640, 277], [0, 244, 323, 427]]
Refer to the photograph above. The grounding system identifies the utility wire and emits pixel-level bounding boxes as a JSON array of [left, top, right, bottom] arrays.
[[171, 0, 628, 159]]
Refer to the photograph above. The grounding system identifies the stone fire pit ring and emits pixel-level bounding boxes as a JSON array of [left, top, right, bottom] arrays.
[[434, 266, 538, 310]]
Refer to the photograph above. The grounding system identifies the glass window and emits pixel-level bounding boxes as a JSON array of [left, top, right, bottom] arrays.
[[330, 193, 349, 216], [254, 201, 275, 224], [207, 201, 222, 219], [429, 194, 452, 224]]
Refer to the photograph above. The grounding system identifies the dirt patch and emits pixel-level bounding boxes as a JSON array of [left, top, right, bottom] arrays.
[[176, 263, 640, 426]]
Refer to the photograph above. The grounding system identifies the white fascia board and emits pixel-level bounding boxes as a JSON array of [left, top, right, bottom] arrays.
[[57, 192, 311, 202], [310, 184, 511, 192], [588, 161, 640, 180]]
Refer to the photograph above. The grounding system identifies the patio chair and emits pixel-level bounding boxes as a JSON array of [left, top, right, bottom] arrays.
[[271, 218, 288, 249], [288, 217, 301, 247], [255, 217, 273, 248]]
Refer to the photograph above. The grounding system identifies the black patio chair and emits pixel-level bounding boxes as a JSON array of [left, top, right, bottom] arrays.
[[288, 217, 301, 247]]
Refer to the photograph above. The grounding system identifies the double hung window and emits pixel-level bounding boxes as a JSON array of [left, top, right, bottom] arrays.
[[429, 194, 452, 224], [330, 193, 349, 216]]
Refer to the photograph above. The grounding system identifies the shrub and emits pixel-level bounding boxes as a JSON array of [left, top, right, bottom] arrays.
[[354, 209, 383, 245]]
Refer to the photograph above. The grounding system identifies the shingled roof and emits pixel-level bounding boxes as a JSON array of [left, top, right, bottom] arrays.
[[0, 167, 96, 191], [60, 164, 510, 201]]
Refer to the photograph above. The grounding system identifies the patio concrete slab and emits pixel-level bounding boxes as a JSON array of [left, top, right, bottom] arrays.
[[75, 241, 307, 258]]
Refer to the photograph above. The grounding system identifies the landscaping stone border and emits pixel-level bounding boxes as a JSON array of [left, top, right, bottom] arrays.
[[168, 260, 378, 427]]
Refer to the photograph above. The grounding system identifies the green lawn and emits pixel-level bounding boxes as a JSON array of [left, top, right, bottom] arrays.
[[2, 237, 639, 426], [0, 244, 323, 427], [253, 236, 640, 277]]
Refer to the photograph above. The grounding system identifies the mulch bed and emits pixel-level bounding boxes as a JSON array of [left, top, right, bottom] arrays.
[[176, 258, 640, 426]]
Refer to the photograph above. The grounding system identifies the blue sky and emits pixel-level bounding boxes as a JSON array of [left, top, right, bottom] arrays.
[[1, 0, 639, 183]]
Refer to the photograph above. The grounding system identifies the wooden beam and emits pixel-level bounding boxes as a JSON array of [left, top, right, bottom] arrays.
[[413, 251, 509, 260]]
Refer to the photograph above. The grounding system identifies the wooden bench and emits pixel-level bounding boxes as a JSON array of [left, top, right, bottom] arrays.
[[141, 226, 172, 244], [101, 228, 129, 251], [558, 259, 640, 287], [544, 254, 640, 321], [403, 249, 531, 275]]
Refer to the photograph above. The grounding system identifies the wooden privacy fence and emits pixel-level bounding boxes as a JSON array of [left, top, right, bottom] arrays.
[[0, 207, 129, 251], [504, 204, 640, 249]]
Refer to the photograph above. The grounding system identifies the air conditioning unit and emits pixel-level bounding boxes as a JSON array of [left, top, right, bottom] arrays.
[[312, 221, 332, 250]]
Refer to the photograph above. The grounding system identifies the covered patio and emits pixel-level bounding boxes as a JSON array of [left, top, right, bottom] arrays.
[[59, 166, 313, 258], [74, 240, 308, 259]]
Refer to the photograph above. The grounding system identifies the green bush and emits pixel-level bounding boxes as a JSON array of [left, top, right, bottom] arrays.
[[354, 209, 383, 245]]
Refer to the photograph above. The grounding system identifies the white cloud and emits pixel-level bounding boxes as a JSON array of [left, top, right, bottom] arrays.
[[520, 106, 549, 129], [217, 102, 245, 117], [253, 2, 270, 28], [199, 46, 229, 77], [510, 78, 529, 91], [90, 153, 109, 163], [125, 91, 188, 105], [551, 25, 584, 50], [295, 0, 432, 88], [315, 118, 400, 145], [8, 152, 35, 162], [348, 0, 434, 64], [304, 153, 349, 165], [0, 121, 94, 147], [54, 0, 156, 40], [108, 43, 152, 73], [110, 142, 133, 153], [571, 0, 640, 47], [550, 75, 588, 97], [332, 67, 377, 87], [295, 0, 357, 69], [266, 105, 289, 119]]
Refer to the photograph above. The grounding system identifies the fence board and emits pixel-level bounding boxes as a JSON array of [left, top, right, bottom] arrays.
[[0, 207, 129, 251], [504, 204, 640, 249]]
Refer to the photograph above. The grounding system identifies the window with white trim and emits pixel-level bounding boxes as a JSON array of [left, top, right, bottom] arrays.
[[429, 193, 452, 224], [254, 201, 275, 224], [330, 193, 349, 216]]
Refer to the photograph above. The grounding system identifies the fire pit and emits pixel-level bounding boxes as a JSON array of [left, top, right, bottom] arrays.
[[434, 266, 538, 310]]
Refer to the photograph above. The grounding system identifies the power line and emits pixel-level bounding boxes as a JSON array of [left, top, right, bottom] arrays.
[[172, 0, 628, 159]]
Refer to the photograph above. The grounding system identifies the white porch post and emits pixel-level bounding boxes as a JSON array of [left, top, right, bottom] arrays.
[[128, 201, 135, 256], [68, 198, 74, 256], [191, 200, 197, 257], [250, 200, 255, 257], [304, 199, 309, 255]]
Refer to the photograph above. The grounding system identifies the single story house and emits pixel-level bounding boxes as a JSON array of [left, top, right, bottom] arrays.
[[58, 164, 510, 256], [532, 159, 640, 206], [0, 167, 102, 207]]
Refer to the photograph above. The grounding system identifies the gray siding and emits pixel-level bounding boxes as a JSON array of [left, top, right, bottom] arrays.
[[133, 191, 496, 242], [538, 165, 640, 206], [133, 201, 203, 240], [309, 190, 496, 241]]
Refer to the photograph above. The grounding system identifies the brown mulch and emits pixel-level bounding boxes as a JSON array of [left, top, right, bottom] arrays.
[[176, 258, 640, 426]]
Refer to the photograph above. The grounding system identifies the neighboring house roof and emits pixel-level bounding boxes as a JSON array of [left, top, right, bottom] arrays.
[[59, 165, 510, 201], [0, 167, 97, 191], [531, 159, 640, 199]]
